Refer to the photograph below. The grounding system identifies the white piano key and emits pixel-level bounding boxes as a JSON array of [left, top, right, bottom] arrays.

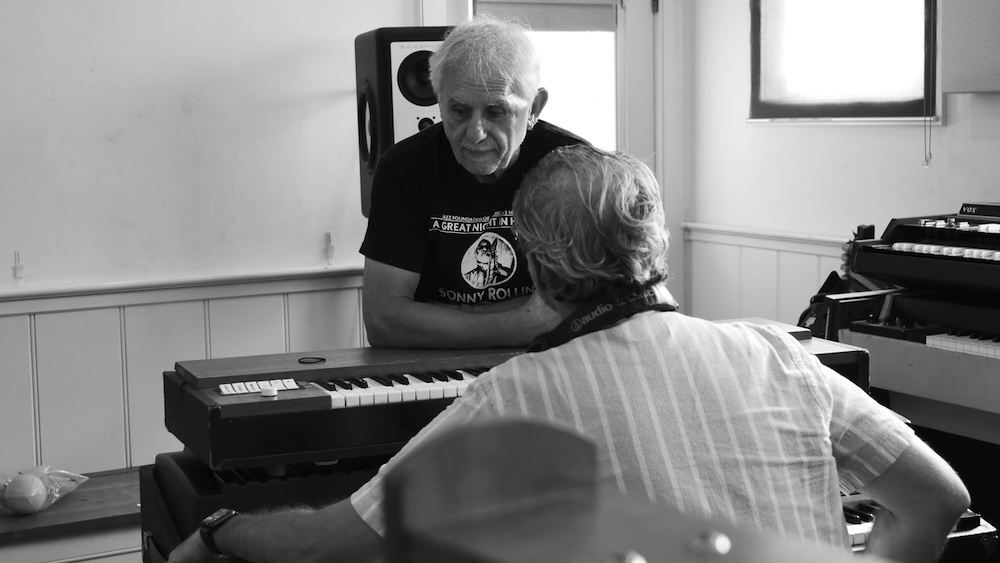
[[401, 374, 434, 401], [366, 381, 390, 404], [310, 382, 347, 409], [351, 383, 376, 406], [338, 386, 362, 407], [431, 374, 461, 398], [927, 333, 1000, 359], [370, 380, 402, 403], [395, 378, 418, 402], [453, 370, 478, 395]]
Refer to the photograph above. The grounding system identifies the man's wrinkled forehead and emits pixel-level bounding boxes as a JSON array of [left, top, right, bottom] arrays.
[[441, 71, 528, 104]]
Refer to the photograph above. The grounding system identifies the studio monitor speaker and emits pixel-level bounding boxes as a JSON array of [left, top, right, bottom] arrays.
[[355, 26, 450, 217]]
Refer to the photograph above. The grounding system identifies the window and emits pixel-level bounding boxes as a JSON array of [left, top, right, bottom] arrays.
[[750, 0, 937, 121], [475, 1, 621, 150]]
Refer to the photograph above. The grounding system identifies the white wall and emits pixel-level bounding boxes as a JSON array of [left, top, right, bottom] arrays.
[[0, 1, 421, 293], [690, 0, 1000, 240]]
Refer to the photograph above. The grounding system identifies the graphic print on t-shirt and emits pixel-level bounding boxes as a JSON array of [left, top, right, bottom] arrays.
[[462, 232, 516, 289], [427, 211, 530, 305]]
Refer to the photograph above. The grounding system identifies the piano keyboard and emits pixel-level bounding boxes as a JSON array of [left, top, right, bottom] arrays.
[[927, 332, 1000, 359], [214, 368, 488, 406], [842, 494, 877, 552], [311, 369, 485, 407]]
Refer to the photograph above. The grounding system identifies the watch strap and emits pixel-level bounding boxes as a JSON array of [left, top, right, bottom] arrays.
[[200, 508, 238, 555]]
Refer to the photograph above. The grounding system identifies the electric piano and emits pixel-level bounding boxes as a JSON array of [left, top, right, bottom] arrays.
[[163, 347, 522, 472]]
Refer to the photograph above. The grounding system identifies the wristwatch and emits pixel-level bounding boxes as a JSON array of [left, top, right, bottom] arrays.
[[199, 508, 239, 555]]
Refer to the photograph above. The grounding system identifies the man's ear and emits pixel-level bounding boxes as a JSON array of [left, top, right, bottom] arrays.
[[530, 87, 549, 120]]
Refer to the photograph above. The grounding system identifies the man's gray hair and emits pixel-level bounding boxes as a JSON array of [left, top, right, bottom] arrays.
[[429, 15, 541, 103], [513, 145, 671, 304]]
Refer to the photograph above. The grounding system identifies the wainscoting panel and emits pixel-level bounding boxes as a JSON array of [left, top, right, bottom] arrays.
[[124, 301, 206, 467], [684, 223, 846, 324], [207, 295, 287, 358], [0, 315, 35, 468], [35, 308, 127, 473], [0, 268, 365, 474], [740, 247, 780, 321], [688, 241, 741, 320], [288, 290, 365, 352]]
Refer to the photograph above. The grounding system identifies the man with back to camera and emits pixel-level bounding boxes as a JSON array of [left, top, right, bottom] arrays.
[[359, 15, 589, 350], [167, 145, 970, 563]]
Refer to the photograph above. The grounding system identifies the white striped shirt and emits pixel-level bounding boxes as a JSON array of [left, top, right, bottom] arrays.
[[351, 312, 914, 550]]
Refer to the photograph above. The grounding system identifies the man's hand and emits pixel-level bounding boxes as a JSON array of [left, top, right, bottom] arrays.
[[362, 258, 564, 349]]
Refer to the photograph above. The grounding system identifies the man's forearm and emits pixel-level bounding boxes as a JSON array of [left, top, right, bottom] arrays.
[[214, 503, 382, 563], [365, 296, 558, 349]]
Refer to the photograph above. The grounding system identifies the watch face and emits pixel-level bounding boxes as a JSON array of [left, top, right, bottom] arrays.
[[203, 508, 235, 527]]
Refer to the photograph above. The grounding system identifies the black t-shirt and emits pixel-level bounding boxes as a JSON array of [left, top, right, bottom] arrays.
[[360, 120, 587, 306]]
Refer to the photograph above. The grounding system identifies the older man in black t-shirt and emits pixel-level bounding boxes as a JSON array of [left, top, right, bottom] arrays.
[[359, 16, 588, 349]]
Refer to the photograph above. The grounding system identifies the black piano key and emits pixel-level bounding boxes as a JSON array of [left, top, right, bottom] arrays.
[[428, 371, 451, 382], [844, 506, 874, 523], [955, 509, 982, 532], [463, 367, 488, 377], [388, 374, 410, 385], [315, 380, 338, 391], [442, 370, 465, 381], [410, 372, 434, 383], [843, 510, 863, 525], [371, 376, 394, 386], [347, 377, 369, 389], [858, 501, 880, 515], [332, 379, 353, 390]]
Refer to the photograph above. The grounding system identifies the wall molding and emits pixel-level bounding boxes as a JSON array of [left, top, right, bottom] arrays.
[[683, 222, 845, 255], [0, 265, 364, 317]]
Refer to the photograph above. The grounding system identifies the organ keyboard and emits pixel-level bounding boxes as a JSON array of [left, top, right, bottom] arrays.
[[847, 202, 1000, 299]]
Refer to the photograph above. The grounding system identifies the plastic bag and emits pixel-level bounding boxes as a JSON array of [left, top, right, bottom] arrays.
[[0, 465, 89, 516]]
